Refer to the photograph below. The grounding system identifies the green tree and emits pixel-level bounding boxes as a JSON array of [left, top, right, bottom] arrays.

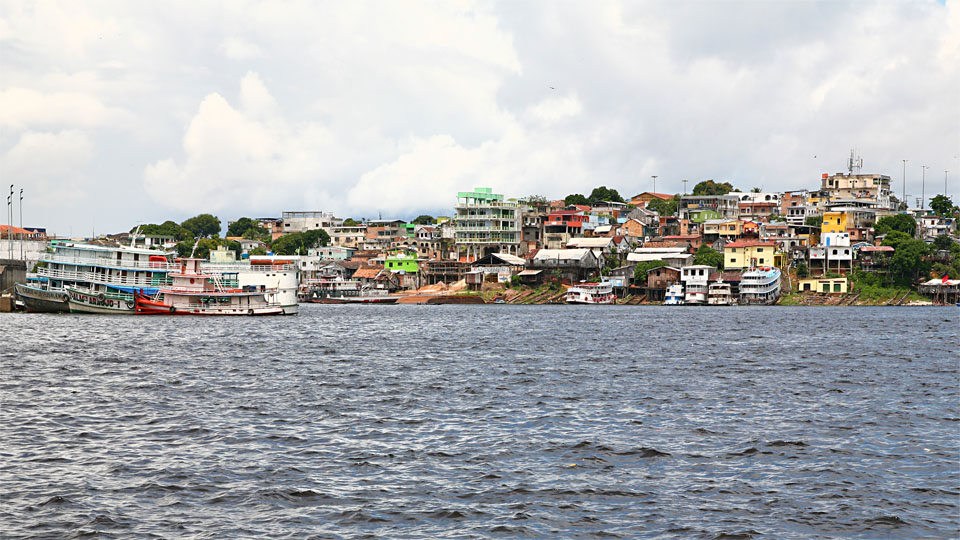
[[647, 195, 679, 216], [133, 220, 192, 241], [767, 213, 785, 223], [342, 218, 361, 226], [587, 186, 625, 204], [411, 215, 435, 225], [249, 246, 268, 256], [226, 217, 258, 237], [633, 260, 667, 284], [874, 214, 917, 237], [564, 193, 589, 206], [932, 234, 955, 252], [929, 194, 954, 217], [693, 244, 723, 269], [888, 238, 930, 283], [181, 214, 222, 238], [270, 229, 330, 255], [796, 262, 809, 278], [692, 179, 735, 196], [751, 187, 762, 193], [881, 230, 912, 251], [804, 216, 823, 227]]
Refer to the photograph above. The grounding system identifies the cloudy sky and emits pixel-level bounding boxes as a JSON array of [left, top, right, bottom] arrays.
[[1, 0, 958, 235]]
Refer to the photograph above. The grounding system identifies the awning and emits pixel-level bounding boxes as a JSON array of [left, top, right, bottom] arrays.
[[517, 270, 542, 276]]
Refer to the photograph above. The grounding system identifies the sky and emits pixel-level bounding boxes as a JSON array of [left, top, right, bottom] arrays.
[[1, 0, 958, 236]]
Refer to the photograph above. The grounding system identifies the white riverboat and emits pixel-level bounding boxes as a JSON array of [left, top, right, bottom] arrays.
[[565, 281, 615, 304], [135, 258, 284, 316], [739, 266, 782, 305], [664, 283, 685, 305], [33, 241, 177, 314], [707, 279, 735, 306]]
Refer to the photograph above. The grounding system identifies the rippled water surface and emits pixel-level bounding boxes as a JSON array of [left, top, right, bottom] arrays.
[[1, 305, 958, 539]]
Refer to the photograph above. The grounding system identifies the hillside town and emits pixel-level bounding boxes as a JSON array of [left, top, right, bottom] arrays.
[[3, 154, 960, 311]]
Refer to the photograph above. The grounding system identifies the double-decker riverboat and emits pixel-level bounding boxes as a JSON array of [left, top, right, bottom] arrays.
[[739, 266, 782, 305], [663, 283, 685, 305], [707, 278, 735, 306], [135, 258, 284, 316], [28, 241, 177, 314], [565, 281, 615, 304]]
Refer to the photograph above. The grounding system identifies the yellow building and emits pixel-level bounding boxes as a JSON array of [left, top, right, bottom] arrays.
[[822, 211, 849, 234], [724, 240, 781, 270], [797, 277, 848, 294], [704, 219, 744, 238]]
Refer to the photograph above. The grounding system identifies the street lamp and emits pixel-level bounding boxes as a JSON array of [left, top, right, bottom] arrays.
[[921, 165, 928, 210], [901, 159, 907, 210], [946, 170, 950, 198], [651, 175, 658, 194], [19, 189, 23, 259]]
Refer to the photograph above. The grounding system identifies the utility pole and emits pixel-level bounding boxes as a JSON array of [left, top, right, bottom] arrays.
[[901, 159, 907, 211], [921, 165, 928, 210], [651, 175, 658, 194], [946, 170, 950, 198], [7, 184, 12, 259], [19, 189, 23, 259], [682, 179, 688, 195]]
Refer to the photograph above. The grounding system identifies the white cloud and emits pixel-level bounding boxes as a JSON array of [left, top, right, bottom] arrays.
[[218, 37, 264, 60], [0, 87, 130, 130], [2, 130, 95, 210]]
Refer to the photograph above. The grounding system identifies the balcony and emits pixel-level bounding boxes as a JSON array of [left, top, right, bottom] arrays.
[[41, 254, 178, 271]]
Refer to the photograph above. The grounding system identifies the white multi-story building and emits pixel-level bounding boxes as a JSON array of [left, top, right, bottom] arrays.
[[281, 211, 342, 235], [680, 264, 715, 305], [453, 187, 521, 260]]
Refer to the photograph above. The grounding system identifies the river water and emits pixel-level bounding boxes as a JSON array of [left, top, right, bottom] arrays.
[[1, 305, 957, 539]]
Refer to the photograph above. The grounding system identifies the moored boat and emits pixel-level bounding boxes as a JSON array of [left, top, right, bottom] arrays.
[[739, 266, 782, 305], [135, 258, 285, 316], [14, 281, 69, 313], [707, 279, 735, 306], [65, 285, 137, 314], [664, 283, 685, 305], [565, 281, 615, 304]]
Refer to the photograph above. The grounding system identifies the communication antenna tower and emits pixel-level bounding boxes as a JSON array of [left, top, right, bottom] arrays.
[[847, 149, 863, 175]]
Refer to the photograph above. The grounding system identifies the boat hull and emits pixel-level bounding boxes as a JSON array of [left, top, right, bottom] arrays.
[[135, 293, 285, 315], [66, 287, 135, 314], [14, 282, 69, 313]]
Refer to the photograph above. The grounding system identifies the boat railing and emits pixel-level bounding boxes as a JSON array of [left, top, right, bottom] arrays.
[[40, 254, 178, 271], [38, 267, 173, 287], [161, 285, 279, 294], [66, 286, 135, 302], [202, 263, 298, 272]]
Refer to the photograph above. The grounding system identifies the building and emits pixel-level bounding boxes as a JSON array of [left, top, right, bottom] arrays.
[[723, 240, 780, 270], [384, 250, 419, 273], [530, 248, 603, 282], [543, 210, 588, 249], [627, 247, 693, 269], [309, 246, 356, 260], [330, 224, 367, 248], [645, 265, 681, 302], [797, 277, 848, 294], [453, 187, 521, 261], [364, 219, 407, 250], [280, 211, 342, 234], [630, 192, 674, 207], [817, 170, 894, 210], [679, 195, 740, 222], [681, 265, 715, 304]]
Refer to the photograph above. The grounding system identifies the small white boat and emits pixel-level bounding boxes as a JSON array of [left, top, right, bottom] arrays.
[[664, 283, 685, 305], [707, 279, 735, 306], [565, 281, 615, 304]]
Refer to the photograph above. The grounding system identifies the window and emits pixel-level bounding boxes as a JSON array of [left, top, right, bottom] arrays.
[[834, 283, 842, 292], [759, 259, 764, 264], [823, 284, 830, 292], [832, 249, 837, 255], [757, 248, 764, 253]]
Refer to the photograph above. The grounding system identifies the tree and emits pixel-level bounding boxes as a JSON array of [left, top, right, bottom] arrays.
[[750, 187, 762, 193], [930, 194, 954, 217], [693, 244, 723, 270], [881, 230, 913, 251], [226, 217, 258, 237], [933, 234, 955, 252], [874, 214, 916, 237], [796, 262, 809, 278], [888, 238, 930, 283], [411, 215, 435, 225], [633, 260, 667, 284], [647, 195, 679, 216], [692, 180, 735, 196], [587, 186, 625, 204], [270, 229, 330, 255], [181, 214, 222, 238], [132, 220, 192, 241], [564, 193, 589, 206], [804, 216, 823, 227], [767, 213, 785, 223], [343, 218, 361, 226]]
